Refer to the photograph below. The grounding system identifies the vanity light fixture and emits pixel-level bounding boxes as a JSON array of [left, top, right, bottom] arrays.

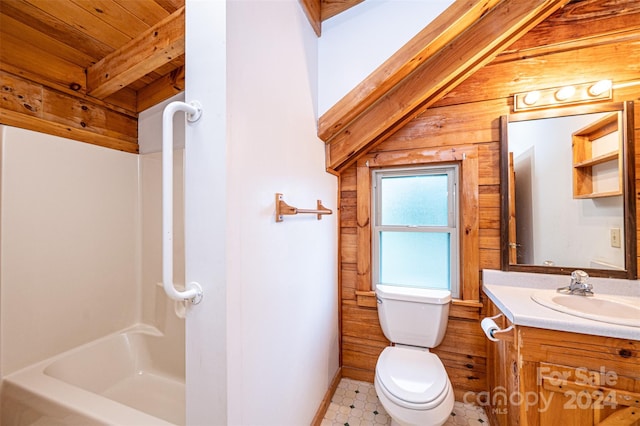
[[513, 80, 613, 112]]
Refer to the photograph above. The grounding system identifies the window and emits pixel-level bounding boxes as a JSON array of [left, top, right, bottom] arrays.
[[372, 165, 460, 298]]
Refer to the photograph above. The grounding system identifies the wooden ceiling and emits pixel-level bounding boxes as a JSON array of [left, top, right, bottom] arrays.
[[0, 0, 362, 112], [1, 0, 186, 113], [4, 0, 611, 161], [0, 0, 363, 152]]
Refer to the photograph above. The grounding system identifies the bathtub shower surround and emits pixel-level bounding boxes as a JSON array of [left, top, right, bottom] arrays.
[[0, 126, 139, 376], [2, 326, 184, 426], [0, 126, 187, 425]]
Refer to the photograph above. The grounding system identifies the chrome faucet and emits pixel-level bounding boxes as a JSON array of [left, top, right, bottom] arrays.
[[557, 270, 594, 296]]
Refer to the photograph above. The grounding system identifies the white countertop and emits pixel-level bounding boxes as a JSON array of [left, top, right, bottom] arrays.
[[482, 269, 640, 341]]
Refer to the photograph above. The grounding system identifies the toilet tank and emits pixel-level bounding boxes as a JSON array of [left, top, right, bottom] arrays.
[[376, 285, 451, 348]]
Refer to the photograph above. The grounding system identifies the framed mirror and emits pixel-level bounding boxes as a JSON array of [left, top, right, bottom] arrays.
[[500, 101, 636, 279]]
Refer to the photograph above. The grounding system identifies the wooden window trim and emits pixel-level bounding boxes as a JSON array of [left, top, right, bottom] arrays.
[[355, 145, 480, 304], [371, 165, 460, 297]]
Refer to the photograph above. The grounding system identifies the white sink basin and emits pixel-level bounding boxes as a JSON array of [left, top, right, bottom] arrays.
[[531, 290, 640, 328]]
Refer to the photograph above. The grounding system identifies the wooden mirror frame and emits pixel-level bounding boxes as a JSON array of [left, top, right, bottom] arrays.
[[500, 101, 637, 279]]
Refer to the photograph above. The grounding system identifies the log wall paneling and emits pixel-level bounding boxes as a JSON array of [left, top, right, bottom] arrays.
[[355, 161, 371, 293], [436, 43, 640, 110], [0, 71, 138, 153], [499, 0, 640, 55], [1, 0, 192, 149], [336, 1, 640, 403]]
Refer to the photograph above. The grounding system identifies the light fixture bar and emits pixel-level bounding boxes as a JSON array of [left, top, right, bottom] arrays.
[[513, 80, 612, 112]]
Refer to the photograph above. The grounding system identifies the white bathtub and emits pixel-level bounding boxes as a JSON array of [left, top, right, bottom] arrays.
[[1, 325, 185, 426]]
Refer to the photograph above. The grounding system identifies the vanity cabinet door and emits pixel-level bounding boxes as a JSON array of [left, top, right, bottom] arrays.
[[535, 362, 640, 426], [518, 327, 640, 426]]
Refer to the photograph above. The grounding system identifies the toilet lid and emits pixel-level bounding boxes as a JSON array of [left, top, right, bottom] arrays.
[[376, 346, 448, 406]]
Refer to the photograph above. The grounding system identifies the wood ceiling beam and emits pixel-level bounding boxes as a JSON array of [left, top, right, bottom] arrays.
[[299, 0, 321, 36], [321, 0, 365, 21], [299, 0, 365, 37], [137, 65, 185, 112], [319, 0, 572, 172], [86, 6, 185, 99], [1, 71, 138, 153], [318, 0, 501, 142]]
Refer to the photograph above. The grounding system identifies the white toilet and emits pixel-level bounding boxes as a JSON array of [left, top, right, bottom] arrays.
[[374, 284, 455, 426]]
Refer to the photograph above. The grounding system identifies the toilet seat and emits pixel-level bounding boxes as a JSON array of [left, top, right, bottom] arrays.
[[375, 346, 449, 410]]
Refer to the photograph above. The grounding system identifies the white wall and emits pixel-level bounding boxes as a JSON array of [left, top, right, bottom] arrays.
[[184, 1, 228, 423], [508, 113, 625, 269], [0, 0, 436, 416], [138, 93, 186, 154], [0, 127, 139, 375], [225, 1, 339, 424], [171, 1, 455, 422], [318, 0, 454, 115]]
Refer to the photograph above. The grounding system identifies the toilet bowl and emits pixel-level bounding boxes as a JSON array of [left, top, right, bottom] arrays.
[[374, 285, 454, 426], [374, 346, 454, 426]]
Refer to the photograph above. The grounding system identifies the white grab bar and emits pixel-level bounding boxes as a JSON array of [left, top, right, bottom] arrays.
[[162, 101, 204, 304]]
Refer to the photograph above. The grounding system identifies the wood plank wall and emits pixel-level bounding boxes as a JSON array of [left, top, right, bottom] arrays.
[[337, 0, 640, 402]]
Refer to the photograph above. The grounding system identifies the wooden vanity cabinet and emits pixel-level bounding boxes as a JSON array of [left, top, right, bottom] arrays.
[[485, 300, 521, 426], [486, 299, 640, 426]]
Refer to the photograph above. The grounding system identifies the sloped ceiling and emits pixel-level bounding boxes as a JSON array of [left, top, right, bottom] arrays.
[[317, 0, 574, 172]]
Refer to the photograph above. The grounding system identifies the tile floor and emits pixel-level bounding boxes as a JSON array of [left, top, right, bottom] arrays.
[[322, 378, 490, 426]]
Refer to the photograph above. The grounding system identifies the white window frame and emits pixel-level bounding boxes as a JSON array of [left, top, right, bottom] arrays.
[[371, 165, 460, 298]]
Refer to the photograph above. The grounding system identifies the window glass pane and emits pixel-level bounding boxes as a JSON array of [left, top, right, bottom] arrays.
[[380, 174, 448, 226], [379, 231, 450, 289]]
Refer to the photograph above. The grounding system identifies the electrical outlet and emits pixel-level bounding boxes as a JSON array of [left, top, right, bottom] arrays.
[[610, 228, 621, 248]]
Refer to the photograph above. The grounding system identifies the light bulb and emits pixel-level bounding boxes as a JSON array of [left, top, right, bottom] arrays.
[[523, 91, 540, 106], [588, 79, 612, 96], [555, 86, 576, 101]]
